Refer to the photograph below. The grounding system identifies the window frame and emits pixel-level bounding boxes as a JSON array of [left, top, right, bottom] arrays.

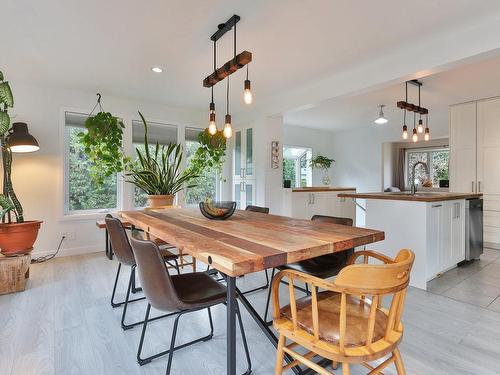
[[404, 146, 450, 190], [60, 107, 212, 219], [62, 110, 123, 217], [283, 145, 313, 188]]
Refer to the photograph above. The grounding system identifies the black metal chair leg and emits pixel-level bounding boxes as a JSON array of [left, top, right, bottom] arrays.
[[236, 301, 252, 375], [240, 269, 269, 295], [137, 307, 214, 366], [121, 266, 135, 330], [131, 267, 143, 294], [263, 268, 276, 325], [165, 313, 181, 375], [111, 263, 146, 308]]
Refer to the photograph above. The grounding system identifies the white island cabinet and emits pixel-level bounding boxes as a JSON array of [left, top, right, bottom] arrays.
[[338, 192, 481, 290], [283, 187, 356, 221]]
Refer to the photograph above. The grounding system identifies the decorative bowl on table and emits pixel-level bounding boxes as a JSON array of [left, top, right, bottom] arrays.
[[199, 201, 236, 220]]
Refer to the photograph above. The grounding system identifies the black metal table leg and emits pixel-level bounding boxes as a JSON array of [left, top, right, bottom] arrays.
[[226, 275, 237, 375]]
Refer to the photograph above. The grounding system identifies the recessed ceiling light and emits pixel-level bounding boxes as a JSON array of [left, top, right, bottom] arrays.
[[151, 67, 163, 73]]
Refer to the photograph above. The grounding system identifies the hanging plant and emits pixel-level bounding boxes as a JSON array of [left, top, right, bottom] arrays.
[[309, 155, 335, 170], [78, 95, 129, 184], [188, 129, 227, 179]]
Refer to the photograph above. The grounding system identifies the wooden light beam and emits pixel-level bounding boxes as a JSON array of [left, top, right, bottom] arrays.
[[203, 51, 252, 88]]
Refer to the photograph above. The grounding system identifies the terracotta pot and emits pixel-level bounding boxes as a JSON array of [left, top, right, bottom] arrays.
[[147, 194, 175, 208], [0, 220, 43, 256]]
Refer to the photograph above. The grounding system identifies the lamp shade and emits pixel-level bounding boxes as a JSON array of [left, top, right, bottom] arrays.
[[7, 122, 40, 153]]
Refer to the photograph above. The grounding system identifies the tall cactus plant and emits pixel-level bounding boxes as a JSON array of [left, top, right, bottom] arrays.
[[0, 71, 23, 223]]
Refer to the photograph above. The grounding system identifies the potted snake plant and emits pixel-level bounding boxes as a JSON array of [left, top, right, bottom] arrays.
[[125, 112, 198, 207], [0, 71, 42, 256]]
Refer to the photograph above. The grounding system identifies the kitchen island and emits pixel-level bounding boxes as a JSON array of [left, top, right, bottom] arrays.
[[339, 191, 482, 289]]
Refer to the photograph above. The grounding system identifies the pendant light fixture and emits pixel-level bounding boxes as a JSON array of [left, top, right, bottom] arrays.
[[208, 41, 217, 135], [203, 15, 253, 139], [402, 109, 408, 140], [424, 113, 430, 141], [398, 80, 430, 142], [7, 122, 40, 153], [417, 84, 424, 133], [374, 105, 388, 125], [223, 76, 232, 138], [412, 112, 418, 143], [243, 65, 252, 104]]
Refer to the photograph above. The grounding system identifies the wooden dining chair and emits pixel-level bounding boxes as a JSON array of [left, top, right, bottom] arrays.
[[263, 215, 355, 323], [129, 231, 252, 374], [105, 214, 180, 330], [272, 248, 415, 375]]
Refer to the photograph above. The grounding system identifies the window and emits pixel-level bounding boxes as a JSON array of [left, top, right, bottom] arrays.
[[283, 146, 312, 187], [64, 112, 118, 213], [132, 120, 178, 207], [184, 128, 218, 206], [406, 147, 449, 188]]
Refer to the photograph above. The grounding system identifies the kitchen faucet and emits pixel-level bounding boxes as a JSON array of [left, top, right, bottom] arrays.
[[411, 161, 429, 195]]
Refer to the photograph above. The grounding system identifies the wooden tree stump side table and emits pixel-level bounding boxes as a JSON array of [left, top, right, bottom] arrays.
[[0, 252, 31, 295]]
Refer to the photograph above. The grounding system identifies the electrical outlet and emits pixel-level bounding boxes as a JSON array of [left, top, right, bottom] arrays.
[[62, 231, 76, 241]]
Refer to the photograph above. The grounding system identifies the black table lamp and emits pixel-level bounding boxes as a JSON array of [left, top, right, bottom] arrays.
[[7, 122, 40, 153]]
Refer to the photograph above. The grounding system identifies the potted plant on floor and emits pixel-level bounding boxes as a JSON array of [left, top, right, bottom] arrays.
[[0, 71, 42, 256], [125, 112, 198, 207], [310, 155, 335, 186]]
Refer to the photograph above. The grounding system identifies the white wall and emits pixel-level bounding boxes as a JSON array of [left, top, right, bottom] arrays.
[[7, 82, 205, 257], [283, 125, 338, 186]]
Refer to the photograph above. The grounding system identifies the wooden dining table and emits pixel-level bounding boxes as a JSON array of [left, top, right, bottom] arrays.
[[120, 207, 385, 375]]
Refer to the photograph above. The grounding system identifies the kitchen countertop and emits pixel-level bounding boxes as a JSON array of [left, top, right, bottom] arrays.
[[291, 187, 356, 192], [338, 191, 483, 202]]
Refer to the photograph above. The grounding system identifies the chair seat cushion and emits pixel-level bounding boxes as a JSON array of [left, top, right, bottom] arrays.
[[171, 272, 227, 309], [277, 250, 352, 279], [280, 291, 387, 347]]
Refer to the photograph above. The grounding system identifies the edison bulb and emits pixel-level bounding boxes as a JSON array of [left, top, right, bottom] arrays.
[[402, 125, 408, 140], [243, 80, 252, 105], [412, 131, 418, 143], [223, 123, 232, 138], [208, 122, 217, 135], [417, 119, 424, 133], [244, 89, 253, 104], [424, 128, 430, 141]]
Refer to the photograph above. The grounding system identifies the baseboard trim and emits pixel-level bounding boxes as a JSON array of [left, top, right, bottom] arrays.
[[485, 241, 500, 250], [32, 245, 103, 259]]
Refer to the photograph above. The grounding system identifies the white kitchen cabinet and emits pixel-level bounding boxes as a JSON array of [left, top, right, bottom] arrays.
[[233, 180, 255, 210], [289, 190, 356, 221], [450, 97, 500, 246], [427, 200, 465, 278], [233, 128, 256, 209], [449, 102, 477, 193]]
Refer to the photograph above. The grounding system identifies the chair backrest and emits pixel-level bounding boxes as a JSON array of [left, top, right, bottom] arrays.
[[129, 231, 184, 312], [311, 214, 353, 227], [104, 214, 135, 266], [273, 249, 415, 353], [245, 205, 270, 214]]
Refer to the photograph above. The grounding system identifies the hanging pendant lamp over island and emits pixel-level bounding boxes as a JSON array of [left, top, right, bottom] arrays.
[[374, 104, 388, 125], [203, 14, 253, 139], [398, 80, 430, 142]]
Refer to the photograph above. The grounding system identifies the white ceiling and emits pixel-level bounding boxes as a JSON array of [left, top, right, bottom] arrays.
[[3, 0, 500, 119], [284, 53, 500, 132]]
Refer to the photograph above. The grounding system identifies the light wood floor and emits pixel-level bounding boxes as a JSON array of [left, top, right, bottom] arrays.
[[1, 251, 500, 375]]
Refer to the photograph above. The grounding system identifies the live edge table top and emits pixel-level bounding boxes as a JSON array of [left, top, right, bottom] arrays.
[[120, 208, 385, 277]]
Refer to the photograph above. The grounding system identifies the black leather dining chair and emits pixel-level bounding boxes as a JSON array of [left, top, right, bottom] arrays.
[[263, 215, 355, 323], [130, 231, 252, 374], [105, 214, 180, 330]]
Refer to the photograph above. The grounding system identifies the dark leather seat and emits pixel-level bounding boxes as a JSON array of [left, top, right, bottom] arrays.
[[277, 215, 354, 277], [130, 231, 252, 374], [171, 272, 227, 309], [245, 205, 270, 214]]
